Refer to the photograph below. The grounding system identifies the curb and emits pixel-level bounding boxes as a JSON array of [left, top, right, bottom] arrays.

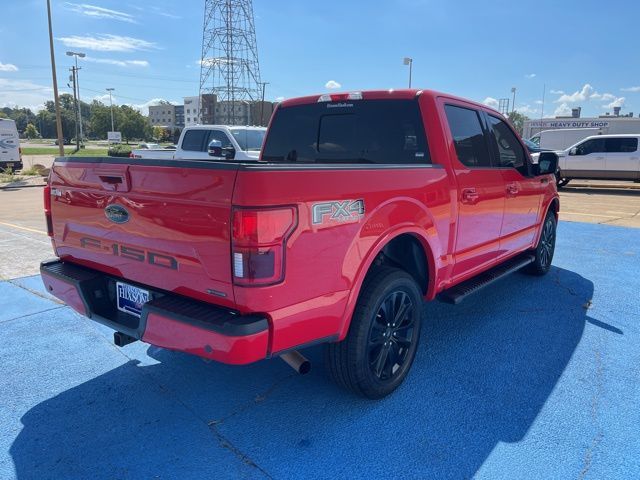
[[567, 183, 640, 190], [0, 182, 47, 190]]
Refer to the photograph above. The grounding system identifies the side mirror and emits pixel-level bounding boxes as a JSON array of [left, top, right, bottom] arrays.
[[536, 152, 558, 176], [222, 146, 236, 160], [208, 140, 223, 157], [569, 147, 578, 156]]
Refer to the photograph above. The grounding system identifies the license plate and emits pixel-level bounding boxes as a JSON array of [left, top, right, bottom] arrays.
[[6, 163, 14, 167], [116, 282, 150, 318]]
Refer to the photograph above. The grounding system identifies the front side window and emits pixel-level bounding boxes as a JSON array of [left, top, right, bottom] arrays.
[[488, 115, 526, 171], [605, 137, 638, 153], [262, 99, 429, 164], [575, 138, 605, 155], [444, 105, 491, 168], [181, 130, 208, 151], [207, 130, 233, 149]]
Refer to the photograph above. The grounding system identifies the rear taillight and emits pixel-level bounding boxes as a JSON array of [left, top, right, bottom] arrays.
[[44, 184, 53, 237], [232, 206, 297, 286]]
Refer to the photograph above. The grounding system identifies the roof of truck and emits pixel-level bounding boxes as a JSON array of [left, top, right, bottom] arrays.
[[279, 89, 501, 115]]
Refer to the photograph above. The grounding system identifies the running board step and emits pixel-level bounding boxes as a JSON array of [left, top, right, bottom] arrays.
[[438, 254, 535, 305]]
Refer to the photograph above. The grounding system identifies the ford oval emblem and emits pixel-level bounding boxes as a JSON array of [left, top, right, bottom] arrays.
[[105, 204, 129, 224]]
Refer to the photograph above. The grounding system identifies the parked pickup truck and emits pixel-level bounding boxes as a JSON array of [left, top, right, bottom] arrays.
[[41, 89, 559, 398], [555, 134, 640, 187], [130, 125, 267, 161]]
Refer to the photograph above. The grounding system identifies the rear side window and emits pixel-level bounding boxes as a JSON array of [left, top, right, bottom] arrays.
[[444, 105, 491, 168], [605, 137, 638, 153], [181, 130, 209, 152], [262, 100, 429, 164], [576, 138, 605, 155], [487, 115, 526, 171]]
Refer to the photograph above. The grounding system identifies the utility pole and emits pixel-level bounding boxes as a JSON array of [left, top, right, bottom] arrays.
[[46, 0, 65, 156], [106, 88, 115, 131], [540, 83, 546, 120], [259, 82, 269, 126], [67, 51, 85, 146], [511, 87, 517, 115], [403, 57, 413, 88], [68, 67, 79, 151]]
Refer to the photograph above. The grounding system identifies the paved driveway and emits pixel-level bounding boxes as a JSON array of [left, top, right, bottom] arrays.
[[1, 220, 638, 479]]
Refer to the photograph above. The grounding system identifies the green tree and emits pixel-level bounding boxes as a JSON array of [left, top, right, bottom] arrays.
[[119, 105, 150, 142], [152, 125, 165, 142], [507, 111, 529, 136], [25, 123, 39, 139]]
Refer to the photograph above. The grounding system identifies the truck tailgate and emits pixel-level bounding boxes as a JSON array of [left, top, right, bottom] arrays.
[[49, 158, 239, 307]]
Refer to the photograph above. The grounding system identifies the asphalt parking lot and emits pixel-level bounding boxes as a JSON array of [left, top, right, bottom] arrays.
[[1, 185, 639, 479]]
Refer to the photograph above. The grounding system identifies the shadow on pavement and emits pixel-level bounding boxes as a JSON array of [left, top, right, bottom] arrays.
[[10, 266, 595, 479]]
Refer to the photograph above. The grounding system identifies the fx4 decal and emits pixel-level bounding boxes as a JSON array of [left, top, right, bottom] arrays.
[[312, 199, 365, 225]]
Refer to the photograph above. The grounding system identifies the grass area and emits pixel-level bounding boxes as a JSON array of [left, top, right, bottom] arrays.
[[21, 147, 109, 156], [0, 167, 16, 183]]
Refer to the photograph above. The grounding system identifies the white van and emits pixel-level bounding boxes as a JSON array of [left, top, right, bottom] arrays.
[[0, 118, 23, 171], [530, 128, 602, 151], [556, 134, 640, 186]]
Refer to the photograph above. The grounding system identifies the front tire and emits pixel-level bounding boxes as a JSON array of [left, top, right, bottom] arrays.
[[525, 212, 557, 276], [556, 170, 570, 188], [324, 267, 422, 399]]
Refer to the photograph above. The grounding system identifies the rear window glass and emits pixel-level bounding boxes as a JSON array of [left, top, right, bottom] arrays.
[[261, 100, 429, 164], [231, 129, 266, 151], [444, 105, 491, 168], [605, 137, 638, 153]]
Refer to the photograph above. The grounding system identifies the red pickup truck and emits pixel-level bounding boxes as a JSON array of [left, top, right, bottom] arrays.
[[41, 89, 559, 398]]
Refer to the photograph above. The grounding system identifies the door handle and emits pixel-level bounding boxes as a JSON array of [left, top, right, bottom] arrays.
[[506, 184, 519, 195], [540, 177, 549, 185], [461, 188, 479, 204]]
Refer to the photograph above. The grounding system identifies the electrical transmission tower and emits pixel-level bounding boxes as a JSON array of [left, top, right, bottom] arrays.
[[199, 0, 262, 125]]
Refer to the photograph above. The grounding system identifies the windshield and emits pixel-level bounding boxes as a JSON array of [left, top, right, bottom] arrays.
[[230, 129, 266, 151], [262, 99, 429, 164]]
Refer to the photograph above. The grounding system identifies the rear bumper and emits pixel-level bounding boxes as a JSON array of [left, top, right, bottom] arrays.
[[40, 260, 269, 365]]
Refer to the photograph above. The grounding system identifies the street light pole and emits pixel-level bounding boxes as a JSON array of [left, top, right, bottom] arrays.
[[67, 51, 85, 146], [403, 57, 413, 88], [46, 0, 65, 156], [106, 88, 115, 131]]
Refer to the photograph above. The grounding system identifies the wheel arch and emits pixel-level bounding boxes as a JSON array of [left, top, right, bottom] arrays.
[[336, 228, 437, 341]]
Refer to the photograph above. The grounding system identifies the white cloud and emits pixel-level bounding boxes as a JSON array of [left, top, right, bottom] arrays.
[[553, 103, 572, 116], [84, 56, 149, 67], [516, 104, 539, 116], [535, 100, 544, 105], [482, 97, 499, 109], [621, 86, 640, 93], [57, 34, 156, 52], [64, 3, 136, 23], [0, 78, 52, 111], [275, 96, 285, 102], [604, 97, 625, 109], [525, 73, 536, 79], [0, 62, 18, 72], [556, 84, 594, 103], [550, 89, 564, 95], [325, 80, 341, 89]]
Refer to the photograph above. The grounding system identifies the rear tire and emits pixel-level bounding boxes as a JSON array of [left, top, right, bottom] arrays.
[[525, 211, 557, 276], [324, 266, 422, 399]]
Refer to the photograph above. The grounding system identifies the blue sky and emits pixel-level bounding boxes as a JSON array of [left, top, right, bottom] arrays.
[[1, 0, 639, 118]]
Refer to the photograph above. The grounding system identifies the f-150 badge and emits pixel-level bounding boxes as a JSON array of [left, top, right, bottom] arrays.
[[312, 199, 365, 225]]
